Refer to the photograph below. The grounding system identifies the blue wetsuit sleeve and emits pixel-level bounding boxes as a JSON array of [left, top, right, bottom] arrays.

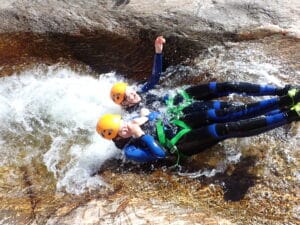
[[124, 145, 158, 162], [123, 134, 166, 162], [140, 134, 166, 158], [140, 53, 163, 93]]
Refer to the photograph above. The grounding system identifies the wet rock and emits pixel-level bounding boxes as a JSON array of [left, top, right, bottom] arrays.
[[45, 197, 234, 225], [0, 0, 299, 78], [1, 0, 299, 36]]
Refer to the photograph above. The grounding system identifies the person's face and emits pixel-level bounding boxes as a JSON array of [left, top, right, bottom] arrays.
[[117, 120, 133, 138], [121, 87, 141, 106]]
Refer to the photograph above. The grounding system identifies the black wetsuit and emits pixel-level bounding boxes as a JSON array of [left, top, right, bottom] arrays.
[[113, 90, 299, 162], [114, 49, 298, 162]]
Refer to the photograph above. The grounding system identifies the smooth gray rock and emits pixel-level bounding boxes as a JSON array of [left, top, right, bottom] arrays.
[[1, 0, 299, 79], [1, 0, 299, 37]]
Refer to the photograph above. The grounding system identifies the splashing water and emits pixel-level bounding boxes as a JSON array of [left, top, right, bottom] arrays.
[[0, 65, 124, 194]]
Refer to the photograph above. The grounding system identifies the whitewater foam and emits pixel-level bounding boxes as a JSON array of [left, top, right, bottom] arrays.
[[0, 65, 122, 194]]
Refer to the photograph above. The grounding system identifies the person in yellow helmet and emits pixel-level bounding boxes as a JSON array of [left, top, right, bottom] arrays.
[[96, 113, 166, 162], [97, 89, 300, 163], [110, 36, 296, 121], [110, 36, 165, 110]]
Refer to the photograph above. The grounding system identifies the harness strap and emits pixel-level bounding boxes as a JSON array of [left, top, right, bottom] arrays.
[[169, 120, 191, 146], [156, 119, 191, 166], [156, 120, 166, 146], [179, 89, 191, 100], [165, 89, 193, 119]]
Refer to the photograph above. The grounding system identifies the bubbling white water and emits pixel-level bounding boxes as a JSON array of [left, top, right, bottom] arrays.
[[0, 65, 124, 194]]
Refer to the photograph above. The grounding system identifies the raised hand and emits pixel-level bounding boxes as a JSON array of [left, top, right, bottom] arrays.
[[155, 36, 166, 53]]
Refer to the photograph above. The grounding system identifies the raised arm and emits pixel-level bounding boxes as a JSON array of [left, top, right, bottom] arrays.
[[140, 36, 166, 92]]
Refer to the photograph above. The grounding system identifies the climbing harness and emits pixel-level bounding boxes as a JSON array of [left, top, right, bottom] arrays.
[[156, 119, 191, 166], [153, 89, 194, 166], [165, 89, 194, 119]]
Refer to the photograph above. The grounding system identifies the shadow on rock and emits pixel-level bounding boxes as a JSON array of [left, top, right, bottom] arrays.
[[221, 156, 257, 201], [193, 156, 258, 202]]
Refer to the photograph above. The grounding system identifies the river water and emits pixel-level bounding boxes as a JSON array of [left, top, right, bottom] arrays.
[[0, 67, 126, 193], [0, 35, 299, 224]]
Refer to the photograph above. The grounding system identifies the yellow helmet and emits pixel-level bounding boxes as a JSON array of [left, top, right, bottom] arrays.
[[96, 114, 121, 140], [110, 82, 128, 105]]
